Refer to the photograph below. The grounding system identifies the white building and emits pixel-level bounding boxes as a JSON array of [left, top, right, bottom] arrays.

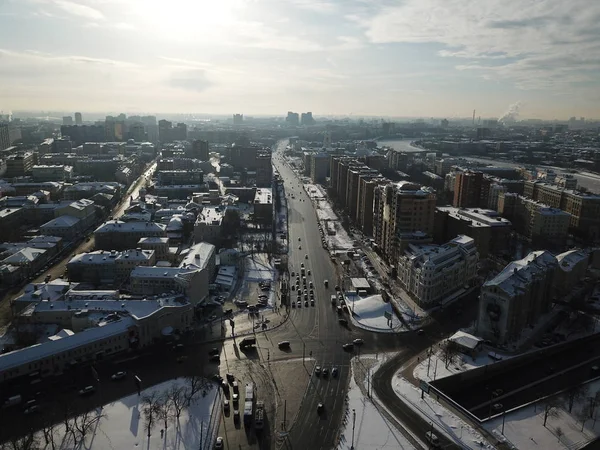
[[477, 251, 557, 345], [1, 295, 193, 383], [94, 220, 167, 250], [397, 235, 478, 307]]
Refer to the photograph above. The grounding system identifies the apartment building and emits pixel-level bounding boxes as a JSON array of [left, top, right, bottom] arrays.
[[137, 237, 170, 260], [397, 235, 478, 307], [253, 188, 273, 223], [194, 206, 224, 245], [157, 169, 203, 185], [94, 220, 167, 251], [373, 181, 436, 265], [31, 165, 73, 182], [477, 251, 557, 345], [434, 207, 512, 257], [356, 175, 388, 236], [310, 153, 329, 183], [524, 180, 600, 240], [453, 171, 490, 208], [6, 151, 35, 178]]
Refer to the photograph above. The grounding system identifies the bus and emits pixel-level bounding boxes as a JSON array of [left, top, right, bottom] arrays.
[[243, 382, 255, 425]]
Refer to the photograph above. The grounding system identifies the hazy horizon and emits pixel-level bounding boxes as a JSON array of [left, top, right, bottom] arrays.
[[1, 0, 599, 120]]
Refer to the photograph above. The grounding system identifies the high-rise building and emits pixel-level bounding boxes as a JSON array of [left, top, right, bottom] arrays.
[[74, 112, 83, 125], [158, 119, 173, 143], [189, 140, 209, 161], [300, 112, 315, 126], [6, 151, 35, 177], [128, 122, 146, 142], [453, 171, 490, 208], [233, 114, 244, 126], [286, 111, 299, 126], [0, 123, 10, 151], [373, 181, 436, 265], [63, 116, 73, 126], [60, 125, 105, 145], [173, 123, 187, 141]]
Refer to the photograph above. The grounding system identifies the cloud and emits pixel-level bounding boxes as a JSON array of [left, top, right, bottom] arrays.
[[360, 0, 600, 90], [52, 0, 104, 20], [289, 0, 338, 13], [169, 70, 213, 92]]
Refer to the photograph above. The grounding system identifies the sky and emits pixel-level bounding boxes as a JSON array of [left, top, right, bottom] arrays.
[[0, 0, 599, 119]]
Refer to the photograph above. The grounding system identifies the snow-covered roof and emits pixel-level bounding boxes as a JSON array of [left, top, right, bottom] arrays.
[[116, 249, 154, 262], [254, 188, 272, 204], [2, 247, 47, 264], [67, 198, 94, 210], [41, 215, 80, 228], [448, 330, 483, 350], [69, 250, 119, 265], [0, 317, 135, 372], [95, 220, 166, 234], [484, 250, 557, 296], [195, 206, 224, 225], [138, 237, 169, 245], [178, 242, 215, 270], [556, 249, 589, 272], [130, 266, 191, 279], [437, 206, 512, 228]]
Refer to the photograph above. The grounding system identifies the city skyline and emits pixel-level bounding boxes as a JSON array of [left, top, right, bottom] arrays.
[[1, 0, 599, 119]]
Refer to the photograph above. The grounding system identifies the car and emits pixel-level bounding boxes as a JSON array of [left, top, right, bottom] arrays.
[[324, 279, 329, 287], [291, 271, 295, 277], [278, 341, 291, 349], [335, 285, 340, 291], [305, 254, 308, 259], [353, 338, 364, 346], [111, 371, 127, 381], [297, 301, 302, 308], [209, 348, 220, 356], [317, 403, 324, 413], [298, 237, 301, 241], [173, 343, 184, 351], [24, 405, 40, 415], [177, 355, 188, 363], [78, 386, 95, 396], [232, 393, 239, 402], [311, 299, 315, 306], [209, 355, 220, 363], [332, 367, 339, 377], [417, 329, 425, 336], [304, 294, 308, 301], [338, 318, 348, 326], [304, 300, 309, 307], [291, 301, 296, 308], [425, 431, 440, 447], [226, 373, 235, 383], [299, 246, 302, 250], [233, 410, 240, 423], [342, 343, 354, 351], [322, 368, 329, 377], [223, 400, 230, 412], [492, 403, 503, 411], [307, 270, 311, 275], [309, 282, 313, 288], [215, 436, 224, 449], [314, 366, 321, 376]]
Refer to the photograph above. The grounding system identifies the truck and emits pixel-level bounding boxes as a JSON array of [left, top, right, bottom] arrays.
[[2, 395, 22, 408], [330, 294, 337, 306], [255, 401, 265, 430], [239, 337, 256, 349]]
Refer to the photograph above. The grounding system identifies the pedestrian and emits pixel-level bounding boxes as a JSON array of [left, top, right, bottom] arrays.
[[160, 429, 164, 439]]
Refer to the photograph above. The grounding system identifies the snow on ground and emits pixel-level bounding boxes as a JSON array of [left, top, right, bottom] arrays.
[[344, 293, 404, 333], [485, 377, 600, 450], [393, 375, 495, 449], [33, 377, 221, 450], [338, 356, 418, 449], [234, 254, 277, 307], [413, 347, 512, 383]]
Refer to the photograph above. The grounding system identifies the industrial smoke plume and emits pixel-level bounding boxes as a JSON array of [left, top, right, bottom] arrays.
[[499, 101, 522, 123]]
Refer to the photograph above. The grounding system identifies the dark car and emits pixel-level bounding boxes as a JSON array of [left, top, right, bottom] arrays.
[[209, 348, 220, 356], [342, 343, 354, 351], [338, 318, 348, 326], [209, 355, 220, 363]]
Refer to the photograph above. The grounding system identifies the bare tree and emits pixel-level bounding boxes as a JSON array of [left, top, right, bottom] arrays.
[[577, 404, 592, 432], [440, 340, 460, 369], [185, 374, 210, 405], [555, 427, 564, 442], [564, 384, 589, 414], [141, 391, 162, 438], [156, 392, 174, 439], [543, 396, 561, 427], [0, 430, 39, 450], [168, 385, 189, 423], [73, 408, 106, 445], [40, 413, 59, 450]]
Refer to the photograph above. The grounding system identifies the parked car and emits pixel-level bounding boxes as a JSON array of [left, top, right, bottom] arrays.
[[215, 436, 224, 449], [342, 343, 354, 351], [223, 400, 230, 412], [317, 403, 324, 414], [353, 339, 364, 346], [332, 367, 339, 377], [78, 386, 95, 396], [314, 366, 321, 376], [111, 371, 127, 381]]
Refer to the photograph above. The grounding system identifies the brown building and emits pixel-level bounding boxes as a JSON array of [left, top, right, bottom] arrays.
[[6, 151, 35, 178], [453, 171, 490, 208], [356, 175, 388, 236], [373, 181, 436, 265]]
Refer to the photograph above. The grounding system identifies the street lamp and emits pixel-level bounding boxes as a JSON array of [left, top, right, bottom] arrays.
[[351, 409, 356, 450]]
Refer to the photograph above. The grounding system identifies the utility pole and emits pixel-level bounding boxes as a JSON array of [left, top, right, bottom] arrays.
[[283, 399, 287, 431], [303, 342, 305, 364], [351, 409, 356, 450], [426, 346, 432, 377]]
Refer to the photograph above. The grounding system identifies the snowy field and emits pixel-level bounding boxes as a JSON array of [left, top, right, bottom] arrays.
[[345, 293, 404, 333], [393, 376, 495, 449], [338, 356, 418, 450], [26, 377, 221, 450]]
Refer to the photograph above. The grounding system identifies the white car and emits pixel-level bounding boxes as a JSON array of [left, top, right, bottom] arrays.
[[353, 338, 364, 346], [111, 371, 127, 381], [215, 436, 224, 449]]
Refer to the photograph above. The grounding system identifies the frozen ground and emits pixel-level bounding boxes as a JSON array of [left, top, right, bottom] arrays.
[[413, 347, 512, 382], [338, 355, 418, 450], [393, 376, 495, 449], [344, 293, 404, 333], [28, 377, 220, 450]]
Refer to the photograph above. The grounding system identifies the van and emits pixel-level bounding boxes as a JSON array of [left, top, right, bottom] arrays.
[[425, 431, 440, 447]]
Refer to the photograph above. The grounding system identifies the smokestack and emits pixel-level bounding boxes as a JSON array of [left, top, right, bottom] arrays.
[[472, 110, 476, 125]]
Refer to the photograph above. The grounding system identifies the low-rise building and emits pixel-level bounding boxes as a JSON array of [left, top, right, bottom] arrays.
[[31, 165, 73, 182], [397, 235, 478, 307], [137, 237, 170, 260], [0, 295, 193, 383], [477, 251, 557, 345], [1, 247, 49, 278], [554, 249, 589, 296], [434, 207, 512, 257], [94, 220, 167, 251], [67, 250, 118, 285], [0, 207, 24, 241], [39, 215, 82, 240], [115, 249, 155, 283]]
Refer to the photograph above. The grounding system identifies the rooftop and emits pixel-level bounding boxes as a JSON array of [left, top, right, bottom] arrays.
[[195, 206, 224, 226], [138, 237, 169, 245], [41, 215, 80, 228], [556, 249, 589, 272], [178, 242, 215, 270], [3, 247, 47, 264], [254, 188, 273, 205], [437, 206, 512, 228], [95, 220, 167, 234]]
